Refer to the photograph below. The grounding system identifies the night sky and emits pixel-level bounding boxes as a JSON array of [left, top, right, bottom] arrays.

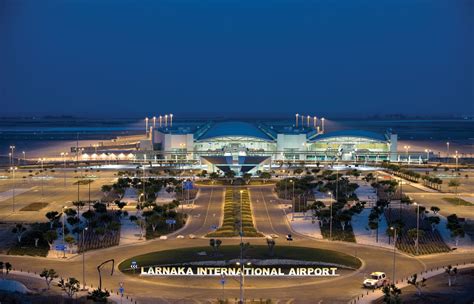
[[1, 0, 473, 117]]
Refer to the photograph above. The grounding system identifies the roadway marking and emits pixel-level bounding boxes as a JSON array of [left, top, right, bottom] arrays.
[[258, 189, 279, 235], [200, 187, 215, 234]]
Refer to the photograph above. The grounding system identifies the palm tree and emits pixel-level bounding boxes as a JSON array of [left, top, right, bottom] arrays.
[[448, 179, 461, 203], [266, 238, 276, 257]]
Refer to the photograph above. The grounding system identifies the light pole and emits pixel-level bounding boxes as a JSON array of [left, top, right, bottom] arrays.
[[321, 117, 325, 133], [425, 149, 431, 161], [62, 206, 67, 258], [414, 202, 420, 255], [10, 167, 17, 212], [61, 152, 68, 188], [455, 150, 458, 170], [153, 116, 156, 128], [164, 114, 168, 127], [22, 151, 26, 164], [295, 113, 299, 128], [239, 189, 244, 303], [390, 226, 397, 283], [446, 142, 450, 163], [145, 117, 149, 134], [40, 158, 45, 203], [328, 191, 333, 241], [404, 145, 410, 163], [290, 180, 295, 221], [159, 115, 162, 128], [82, 227, 88, 290], [9, 145, 15, 165], [170, 113, 173, 127]]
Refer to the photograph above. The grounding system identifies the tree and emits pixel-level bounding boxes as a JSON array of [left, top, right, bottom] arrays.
[[451, 227, 465, 246], [407, 228, 425, 248], [101, 184, 112, 195], [259, 172, 271, 183], [224, 170, 236, 183], [73, 201, 85, 215], [407, 274, 427, 296], [147, 213, 161, 232], [45, 211, 60, 229], [43, 230, 58, 249], [430, 206, 440, 214], [266, 238, 276, 257], [82, 209, 95, 224], [448, 179, 461, 201], [40, 269, 58, 290], [209, 172, 219, 184], [64, 235, 76, 252], [11, 223, 27, 243], [445, 265, 458, 286], [427, 216, 440, 232], [88, 288, 111, 302], [382, 283, 402, 304], [58, 277, 80, 298]]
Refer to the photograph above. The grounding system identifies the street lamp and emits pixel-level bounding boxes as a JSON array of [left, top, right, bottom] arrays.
[[424, 149, 431, 161], [455, 151, 459, 170], [414, 202, 420, 255], [153, 116, 156, 128], [10, 167, 17, 212], [82, 227, 88, 290], [159, 115, 162, 128], [9, 145, 15, 165], [61, 152, 68, 188], [170, 113, 173, 127], [62, 206, 67, 258], [404, 145, 410, 163], [22, 151, 26, 164], [290, 180, 295, 221], [328, 191, 333, 241], [321, 117, 325, 133], [238, 189, 244, 303], [390, 226, 397, 283], [236, 260, 251, 304], [446, 142, 450, 163], [145, 117, 149, 133], [164, 114, 168, 127], [295, 113, 299, 128]]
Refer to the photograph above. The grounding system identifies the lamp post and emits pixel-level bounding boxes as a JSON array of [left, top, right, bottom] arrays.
[[62, 206, 67, 258], [61, 152, 68, 188], [164, 114, 168, 127], [239, 189, 244, 303], [446, 142, 450, 163], [313, 116, 317, 129], [10, 167, 17, 212], [82, 227, 88, 290], [424, 149, 430, 161], [414, 202, 420, 255], [153, 116, 156, 128], [9, 145, 15, 165], [22, 151, 26, 164], [404, 145, 410, 163], [295, 114, 299, 128], [390, 226, 397, 283], [40, 158, 45, 203], [170, 113, 173, 127], [145, 117, 149, 134], [328, 191, 333, 241], [290, 180, 295, 221], [455, 151, 458, 170], [321, 118, 325, 133]]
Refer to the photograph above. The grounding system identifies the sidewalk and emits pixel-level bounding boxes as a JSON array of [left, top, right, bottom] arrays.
[[284, 210, 323, 239], [352, 208, 392, 250], [351, 263, 474, 304]]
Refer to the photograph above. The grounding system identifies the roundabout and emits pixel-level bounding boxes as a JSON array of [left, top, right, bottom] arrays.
[[118, 245, 362, 289]]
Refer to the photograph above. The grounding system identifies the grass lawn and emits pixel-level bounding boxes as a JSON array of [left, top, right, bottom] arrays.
[[443, 197, 473, 206], [118, 245, 361, 273]]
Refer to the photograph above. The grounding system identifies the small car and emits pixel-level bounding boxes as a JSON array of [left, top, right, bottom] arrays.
[[159, 235, 168, 240], [176, 235, 184, 239], [188, 234, 197, 239], [363, 272, 387, 288]]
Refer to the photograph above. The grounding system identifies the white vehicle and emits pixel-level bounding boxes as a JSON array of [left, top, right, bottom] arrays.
[[176, 235, 184, 239], [188, 234, 197, 239], [159, 236, 168, 240], [363, 272, 387, 288]]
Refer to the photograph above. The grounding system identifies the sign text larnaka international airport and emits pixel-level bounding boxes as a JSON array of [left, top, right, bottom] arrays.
[[140, 266, 339, 277]]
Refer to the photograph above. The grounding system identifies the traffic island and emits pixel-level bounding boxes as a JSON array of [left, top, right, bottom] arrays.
[[118, 245, 362, 289]]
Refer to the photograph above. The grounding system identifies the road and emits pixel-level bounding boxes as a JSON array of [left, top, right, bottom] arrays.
[[1, 184, 473, 303]]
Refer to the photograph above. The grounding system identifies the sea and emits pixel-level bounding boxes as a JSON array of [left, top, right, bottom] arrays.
[[0, 117, 473, 163]]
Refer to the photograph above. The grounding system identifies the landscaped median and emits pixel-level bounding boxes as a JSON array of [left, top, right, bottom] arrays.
[[118, 245, 362, 277], [206, 187, 263, 237]]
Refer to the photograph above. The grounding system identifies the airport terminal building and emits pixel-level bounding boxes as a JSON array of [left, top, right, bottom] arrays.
[[134, 120, 398, 173]]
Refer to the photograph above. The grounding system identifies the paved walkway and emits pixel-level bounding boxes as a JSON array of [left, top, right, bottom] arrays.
[[352, 208, 392, 249], [283, 209, 323, 239], [352, 263, 474, 304]]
